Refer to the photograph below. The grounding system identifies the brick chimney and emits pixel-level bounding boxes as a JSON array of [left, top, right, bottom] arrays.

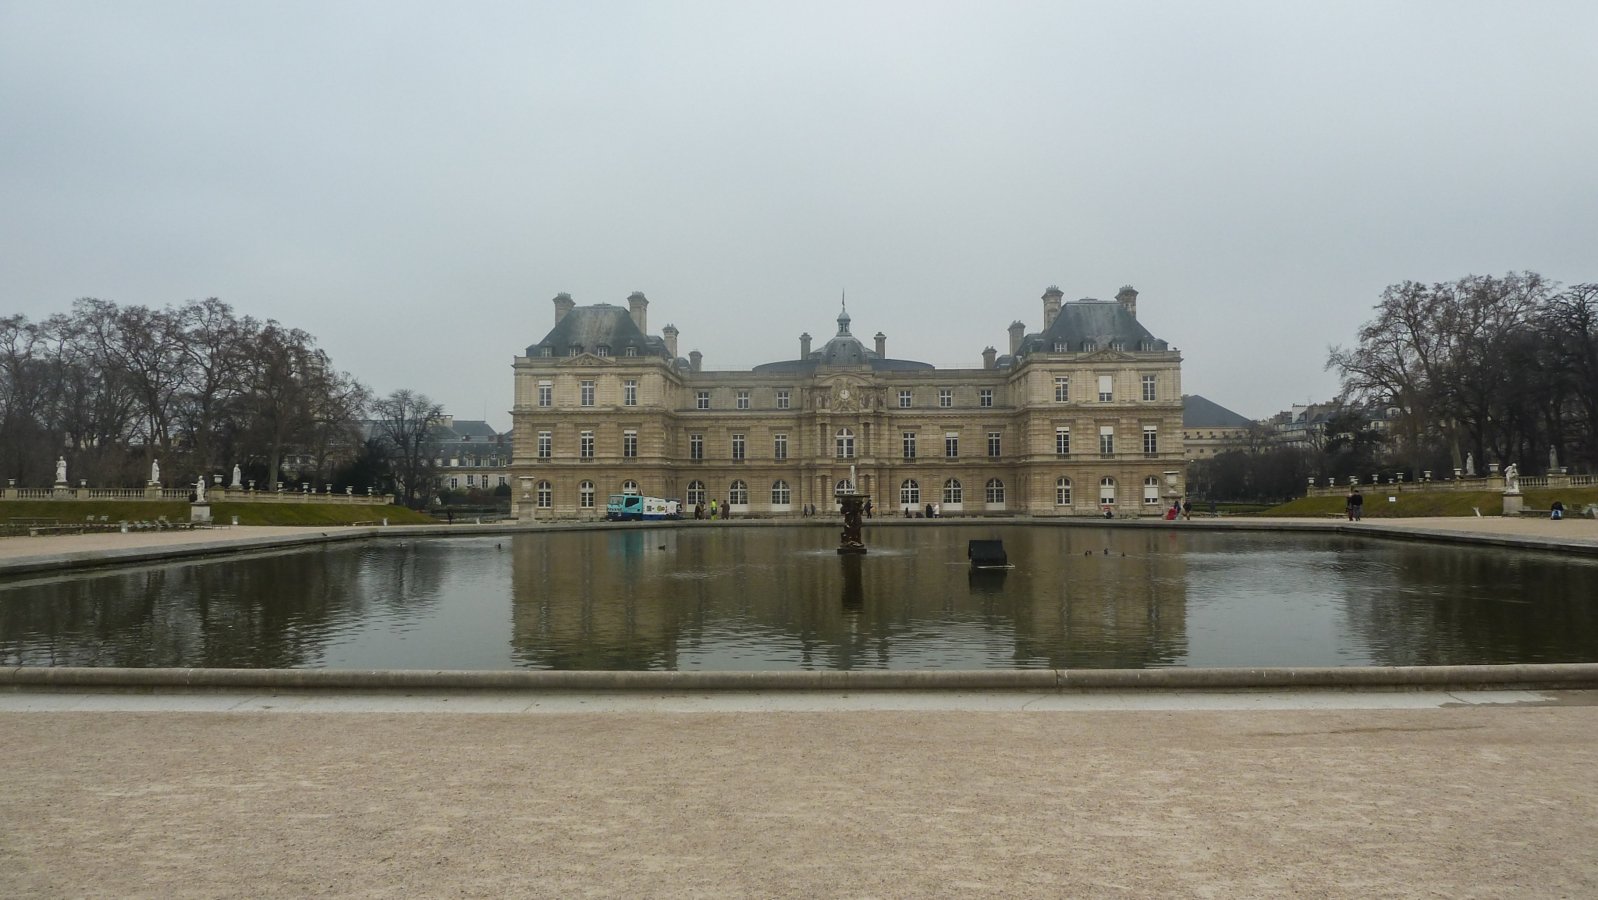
[[982, 346, 997, 370], [662, 323, 678, 358], [553, 292, 575, 326], [627, 291, 648, 334], [1116, 285, 1138, 319], [1042, 286, 1063, 329], [874, 332, 886, 357], [689, 350, 702, 373], [1008, 321, 1026, 356], [800, 332, 812, 359]]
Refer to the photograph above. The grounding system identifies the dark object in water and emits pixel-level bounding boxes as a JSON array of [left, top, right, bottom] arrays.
[[968, 539, 1007, 569]]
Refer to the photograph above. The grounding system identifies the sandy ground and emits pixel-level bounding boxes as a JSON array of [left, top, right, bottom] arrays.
[[3, 701, 1597, 898]]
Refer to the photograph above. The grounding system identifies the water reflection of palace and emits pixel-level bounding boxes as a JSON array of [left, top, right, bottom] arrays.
[[508, 526, 1191, 670]]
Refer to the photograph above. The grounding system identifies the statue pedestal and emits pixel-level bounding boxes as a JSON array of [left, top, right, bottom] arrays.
[[190, 503, 212, 524], [1502, 493, 1524, 517], [52, 484, 72, 498]]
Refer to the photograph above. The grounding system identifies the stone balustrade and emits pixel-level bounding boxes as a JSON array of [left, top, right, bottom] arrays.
[[1, 484, 395, 505]]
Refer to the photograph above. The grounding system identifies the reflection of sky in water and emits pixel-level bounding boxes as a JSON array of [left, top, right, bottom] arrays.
[[2, 528, 1597, 671]]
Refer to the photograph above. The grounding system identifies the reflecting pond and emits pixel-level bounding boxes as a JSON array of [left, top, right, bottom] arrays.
[[3, 525, 1597, 670]]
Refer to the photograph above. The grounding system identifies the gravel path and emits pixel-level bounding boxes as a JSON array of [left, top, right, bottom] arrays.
[[4, 703, 1597, 898]]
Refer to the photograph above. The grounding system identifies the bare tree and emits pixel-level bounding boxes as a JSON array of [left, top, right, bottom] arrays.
[[371, 389, 444, 507]]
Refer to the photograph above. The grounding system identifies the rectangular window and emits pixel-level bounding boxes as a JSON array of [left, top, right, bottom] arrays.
[[945, 432, 959, 458], [624, 379, 637, 406], [537, 431, 551, 459], [731, 433, 745, 460], [580, 380, 595, 407], [1099, 425, 1115, 456], [773, 433, 788, 460], [696, 390, 710, 410], [623, 430, 637, 458], [538, 381, 552, 408], [466, 475, 475, 488], [1055, 376, 1069, 402], [899, 390, 912, 408], [987, 431, 1001, 458], [1141, 375, 1156, 402], [902, 431, 917, 460], [979, 389, 993, 407], [1056, 427, 1070, 456], [776, 390, 790, 410], [939, 389, 953, 408], [1097, 375, 1113, 403], [579, 430, 594, 458], [689, 433, 704, 460], [1143, 425, 1158, 455], [737, 390, 750, 410]]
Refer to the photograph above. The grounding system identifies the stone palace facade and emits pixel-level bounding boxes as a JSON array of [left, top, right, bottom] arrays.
[[510, 286, 1186, 519]]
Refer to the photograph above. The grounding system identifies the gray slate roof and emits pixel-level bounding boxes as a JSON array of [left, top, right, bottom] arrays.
[[526, 304, 671, 360], [1017, 301, 1168, 356], [1182, 395, 1254, 428], [754, 306, 933, 373]]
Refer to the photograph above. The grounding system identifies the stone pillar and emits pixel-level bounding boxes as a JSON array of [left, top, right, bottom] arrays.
[[1502, 493, 1524, 517]]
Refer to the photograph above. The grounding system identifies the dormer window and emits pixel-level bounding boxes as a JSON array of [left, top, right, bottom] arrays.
[[624, 346, 638, 357], [568, 345, 582, 356], [1109, 340, 1124, 352], [1053, 341, 1067, 353], [1139, 340, 1153, 352], [596, 345, 611, 357], [1082, 341, 1097, 352], [540, 346, 552, 357]]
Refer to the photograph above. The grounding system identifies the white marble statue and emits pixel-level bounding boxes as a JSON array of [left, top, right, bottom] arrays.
[[150, 459, 160, 484], [55, 456, 66, 484], [1464, 452, 1475, 477], [231, 464, 242, 489], [194, 476, 206, 504], [1503, 463, 1519, 493], [1550, 445, 1559, 472]]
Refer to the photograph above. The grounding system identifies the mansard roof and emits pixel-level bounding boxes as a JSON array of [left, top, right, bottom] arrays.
[[525, 303, 672, 359], [1017, 300, 1168, 356], [1182, 395, 1254, 428]]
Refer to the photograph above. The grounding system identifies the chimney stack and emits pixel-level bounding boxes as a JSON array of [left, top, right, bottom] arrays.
[[553, 292, 575, 326], [800, 332, 812, 359], [874, 332, 886, 357], [1116, 285, 1139, 319], [1042, 285, 1063, 329], [1008, 321, 1026, 356], [689, 350, 702, 373], [627, 291, 648, 334], [662, 323, 678, 359], [982, 346, 997, 370]]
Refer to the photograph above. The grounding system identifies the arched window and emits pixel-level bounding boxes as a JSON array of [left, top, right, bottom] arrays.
[[900, 479, 920, 505], [835, 427, 855, 459], [536, 481, 552, 508], [835, 479, 855, 496], [1056, 477, 1072, 506], [1099, 476, 1116, 505], [985, 478, 1005, 504], [579, 481, 595, 509], [686, 480, 705, 505], [729, 480, 749, 506], [1144, 476, 1161, 505], [943, 479, 962, 504], [771, 480, 791, 506], [622, 480, 639, 494]]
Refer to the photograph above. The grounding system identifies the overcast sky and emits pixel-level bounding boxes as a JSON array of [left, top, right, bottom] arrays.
[[3, 1, 1594, 428]]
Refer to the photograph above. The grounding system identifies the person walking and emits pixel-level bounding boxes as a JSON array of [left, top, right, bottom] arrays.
[[1350, 488, 1364, 521], [1182, 498, 1192, 521]]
